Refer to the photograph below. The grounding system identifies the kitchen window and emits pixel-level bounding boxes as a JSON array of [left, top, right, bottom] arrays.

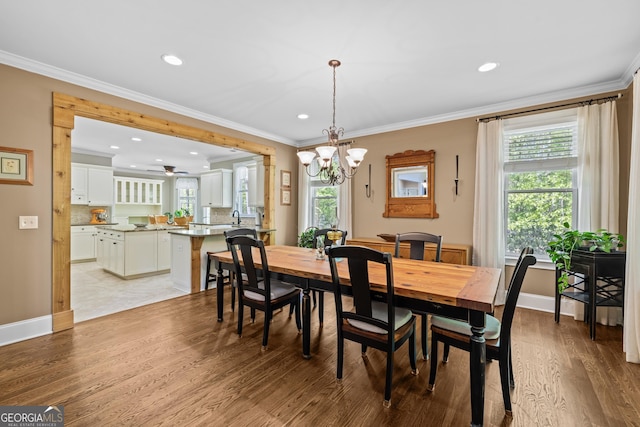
[[176, 178, 198, 219], [503, 109, 578, 258], [233, 162, 255, 217]]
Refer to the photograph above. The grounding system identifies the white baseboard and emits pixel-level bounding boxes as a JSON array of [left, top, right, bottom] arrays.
[[516, 292, 575, 317], [0, 315, 52, 347]]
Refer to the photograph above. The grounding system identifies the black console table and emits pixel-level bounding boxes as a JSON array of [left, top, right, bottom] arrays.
[[554, 250, 626, 340]]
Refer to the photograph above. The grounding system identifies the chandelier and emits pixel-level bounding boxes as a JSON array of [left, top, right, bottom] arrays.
[[297, 59, 367, 185]]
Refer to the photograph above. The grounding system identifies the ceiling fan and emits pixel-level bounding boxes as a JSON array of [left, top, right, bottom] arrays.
[[147, 165, 189, 176]]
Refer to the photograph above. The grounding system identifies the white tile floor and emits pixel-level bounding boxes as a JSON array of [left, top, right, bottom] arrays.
[[71, 262, 188, 323]]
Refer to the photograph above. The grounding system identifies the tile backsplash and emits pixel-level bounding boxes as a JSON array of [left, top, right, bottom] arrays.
[[70, 205, 111, 225]]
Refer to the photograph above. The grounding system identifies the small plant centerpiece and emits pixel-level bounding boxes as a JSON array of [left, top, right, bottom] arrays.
[[298, 227, 318, 249], [547, 222, 625, 292], [173, 209, 192, 225]]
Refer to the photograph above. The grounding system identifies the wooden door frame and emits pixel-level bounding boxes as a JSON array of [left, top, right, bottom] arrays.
[[52, 92, 276, 332]]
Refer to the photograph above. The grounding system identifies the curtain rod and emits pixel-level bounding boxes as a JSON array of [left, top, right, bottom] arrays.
[[476, 93, 622, 123]]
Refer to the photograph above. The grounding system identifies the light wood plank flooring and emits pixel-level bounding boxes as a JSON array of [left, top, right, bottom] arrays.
[[1, 288, 639, 426]]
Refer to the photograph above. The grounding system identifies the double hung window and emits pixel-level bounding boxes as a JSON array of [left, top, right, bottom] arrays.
[[503, 109, 578, 257], [305, 160, 339, 228]]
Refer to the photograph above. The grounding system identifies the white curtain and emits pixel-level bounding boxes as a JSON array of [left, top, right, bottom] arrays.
[[473, 120, 505, 296], [624, 72, 640, 363], [577, 100, 620, 325], [175, 177, 199, 190], [338, 177, 353, 239], [297, 162, 311, 236]]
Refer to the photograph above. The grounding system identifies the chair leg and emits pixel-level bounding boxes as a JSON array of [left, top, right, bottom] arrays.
[[337, 336, 344, 380], [508, 347, 515, 388], [428, 333, 438, 391], [205, 255, 212, 290], [409, 323, 418, 375], [421, 314, 428, 360], [499, 353, 513, 415], [383, 350, 393, 408], [251, 308, 256, 323], [443, 343, 450, 363], [318, 291, 324, 326], [230, 272, 236, 311], [237, 303, 244, 337], [312, 290, 317, 308], [262, 310, 271, 351], [361, 343, 368, 357]]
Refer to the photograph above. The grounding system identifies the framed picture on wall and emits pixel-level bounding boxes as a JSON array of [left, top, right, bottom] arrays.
[[281, 170, 291, 188], [281, 188, 291, 206], [0, 146, 33, 185]]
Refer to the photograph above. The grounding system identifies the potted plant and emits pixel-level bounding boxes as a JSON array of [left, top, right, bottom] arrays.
[[298, 227, 318, 248], [547, 222, 625, 292], [173, 209, 192, 225]]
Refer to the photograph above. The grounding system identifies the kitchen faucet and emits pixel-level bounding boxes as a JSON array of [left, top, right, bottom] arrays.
[[231, 209, 241, 225]]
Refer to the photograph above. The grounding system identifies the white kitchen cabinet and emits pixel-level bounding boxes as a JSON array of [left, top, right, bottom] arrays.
[[157, 230, 171, 271], [71, 226, 97, 261], [125, 231, 158, 276], [201, 169, 232, 208], [97, 228, 172, 278], [96, 229, 125, 276], [247, 157, 264, 207], [71, 163, 113, 205], [71, 165, 88, 204], [114, 177, 163, 205]]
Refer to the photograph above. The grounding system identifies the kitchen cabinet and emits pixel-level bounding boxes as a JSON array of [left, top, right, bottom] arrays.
[[97, 228, 171, 278], [157, 230, 171, 271], [247, 157, 264, 207], [114, 177, 163, 205], [71, 226, 97, 261], [71, 163, 114, 205], [96, 229, 125, 276], [201, 169, 233, 208]]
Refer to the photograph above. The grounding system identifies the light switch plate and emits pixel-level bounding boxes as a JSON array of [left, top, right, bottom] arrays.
[[19, 216, 38, 229]]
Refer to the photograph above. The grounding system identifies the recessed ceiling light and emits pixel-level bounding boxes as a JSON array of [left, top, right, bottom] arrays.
[[297, 113, 309, 120], [161, 54, 183, 66], [131, 137, 142, 142], [478, 62, 499, 72], [130, 165, 137, 168], [155, 158, 163, 162], [110, 145, 119, 149], [203, 165, 209, 169], [190, 151, 198, 155]]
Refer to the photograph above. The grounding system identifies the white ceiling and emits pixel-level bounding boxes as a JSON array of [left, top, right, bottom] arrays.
[[2, 1, 639, 175]]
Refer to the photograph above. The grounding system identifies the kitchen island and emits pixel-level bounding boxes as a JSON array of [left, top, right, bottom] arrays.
[[95, 224, 186, 279], [168, 225, 275, 293]]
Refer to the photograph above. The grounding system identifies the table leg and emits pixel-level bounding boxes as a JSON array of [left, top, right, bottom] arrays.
[[469, 310, 486, 427], [302, 286, 311, 359], [217, 263, 225, 322]]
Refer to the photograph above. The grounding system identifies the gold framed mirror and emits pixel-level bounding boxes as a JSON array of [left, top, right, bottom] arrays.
[[383, 149, 438, 218]]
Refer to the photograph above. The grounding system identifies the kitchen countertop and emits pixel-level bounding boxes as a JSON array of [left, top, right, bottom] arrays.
[[168, 225, 275, 237], [71, 223, 118, 226], [95, 224, 189, 232]]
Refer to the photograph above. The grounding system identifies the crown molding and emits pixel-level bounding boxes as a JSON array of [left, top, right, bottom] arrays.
[[0, 50, 295, 146]]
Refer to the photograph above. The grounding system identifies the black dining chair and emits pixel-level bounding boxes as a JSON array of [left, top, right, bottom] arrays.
[[393, 231, 442, 360], [312, 228, 347, 326], [428, 247, 536, 416], [328, 245, 418, 408], [204, 227, 257, 297], [226, 235, 301, 350], [219, 227, 258, 311]]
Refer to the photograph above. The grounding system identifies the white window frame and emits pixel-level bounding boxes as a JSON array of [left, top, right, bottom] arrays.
[[233, 161, 255, 218], [502, 109, 579, 263]]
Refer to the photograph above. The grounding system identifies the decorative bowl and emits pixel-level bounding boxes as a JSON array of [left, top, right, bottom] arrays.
[[133, 223, 147, 228], [377, 233, 396, 242]]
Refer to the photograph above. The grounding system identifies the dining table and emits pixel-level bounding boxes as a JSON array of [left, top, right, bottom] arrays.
[[210, 244, 502, 427]]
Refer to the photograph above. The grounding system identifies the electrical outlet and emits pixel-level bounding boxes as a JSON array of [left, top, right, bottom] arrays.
[[19, 216, 38, 229]]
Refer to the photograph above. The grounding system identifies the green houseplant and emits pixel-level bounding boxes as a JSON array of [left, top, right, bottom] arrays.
[[298, 227, 318, 248], [547, 222, 625, 292]]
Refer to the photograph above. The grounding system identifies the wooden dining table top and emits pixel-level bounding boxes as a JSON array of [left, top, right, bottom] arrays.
[[211, 244, 502, 314]]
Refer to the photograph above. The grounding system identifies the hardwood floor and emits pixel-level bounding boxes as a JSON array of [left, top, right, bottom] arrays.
[[1, 288, 639, 426]]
